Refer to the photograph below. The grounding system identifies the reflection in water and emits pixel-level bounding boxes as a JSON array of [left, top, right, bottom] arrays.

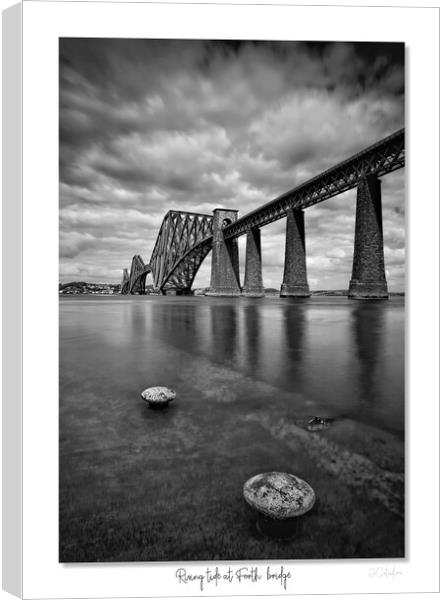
[[150, 302, 200, 355], [130, 302, 148, 339], [351, 302, 384, 404], [282, 301, 307, 384], [243, 303, 261, 377], [210, 303, 238, 366]]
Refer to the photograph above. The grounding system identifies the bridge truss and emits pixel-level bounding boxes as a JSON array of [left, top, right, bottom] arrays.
[[148, 210, 213, 293], [120, 255, 151, 294], [223, 128, 405, 239], [120, 268, 130, 294]]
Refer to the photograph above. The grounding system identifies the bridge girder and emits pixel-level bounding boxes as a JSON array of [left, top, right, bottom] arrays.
[[148, 211, 213, 293], [223, 128, 405, 239]]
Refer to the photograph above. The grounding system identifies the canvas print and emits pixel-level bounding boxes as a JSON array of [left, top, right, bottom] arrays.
[[59, 39, 405, 562]]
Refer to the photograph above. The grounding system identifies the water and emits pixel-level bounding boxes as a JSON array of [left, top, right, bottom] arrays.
[[59, 295, 404, 562]]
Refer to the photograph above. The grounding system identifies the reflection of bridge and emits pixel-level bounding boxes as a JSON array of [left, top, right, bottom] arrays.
[[121, 128, 404, 299]]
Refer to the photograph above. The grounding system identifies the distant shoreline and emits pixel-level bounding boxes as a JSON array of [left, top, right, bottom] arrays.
[[59, 281, 405, 298]]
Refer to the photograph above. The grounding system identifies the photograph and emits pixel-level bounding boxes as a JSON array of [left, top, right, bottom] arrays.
[[59, 38, 405, 563]]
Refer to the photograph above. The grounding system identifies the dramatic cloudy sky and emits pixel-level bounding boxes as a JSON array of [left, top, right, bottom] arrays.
[[60, 39, 405, 290]]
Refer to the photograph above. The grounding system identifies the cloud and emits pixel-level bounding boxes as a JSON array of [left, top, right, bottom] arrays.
[[249, 91, 403, 173], [59, 39, 405, 290], [60, 231, 97, 259]]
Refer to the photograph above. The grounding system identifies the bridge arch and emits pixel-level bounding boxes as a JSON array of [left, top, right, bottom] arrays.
[[120, 255, 151, 295], [148, 210, 214, 294], [130, 268, 151, 294], [159, 237, 212, 294]]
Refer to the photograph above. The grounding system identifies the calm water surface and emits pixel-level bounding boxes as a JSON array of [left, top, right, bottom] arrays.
[[60, 295, 404, 433], [59, 295, 404, 562]]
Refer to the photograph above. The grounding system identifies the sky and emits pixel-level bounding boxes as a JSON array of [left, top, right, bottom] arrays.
[[59, 39, 405, 290]]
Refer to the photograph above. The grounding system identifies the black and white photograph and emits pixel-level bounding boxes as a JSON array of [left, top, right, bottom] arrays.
[[59, 38, 405, 563]]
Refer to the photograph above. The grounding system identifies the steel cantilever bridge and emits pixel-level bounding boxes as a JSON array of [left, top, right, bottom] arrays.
[[121, 128, 405, 299]]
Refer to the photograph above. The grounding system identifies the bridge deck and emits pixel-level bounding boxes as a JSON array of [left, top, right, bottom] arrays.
[[223, 128, 405, 239]]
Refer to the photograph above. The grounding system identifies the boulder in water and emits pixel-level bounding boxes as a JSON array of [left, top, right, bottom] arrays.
[[244, 472, 315, 519], [243, 472, 315, 538], [141, 386, 176, 408]]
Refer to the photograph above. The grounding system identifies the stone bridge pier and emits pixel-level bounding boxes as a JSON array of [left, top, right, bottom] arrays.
[[208, 208, 241, 296], [348, 175, 388, 299], [242, 227, 265, 297], [280, 208, 310, 297]]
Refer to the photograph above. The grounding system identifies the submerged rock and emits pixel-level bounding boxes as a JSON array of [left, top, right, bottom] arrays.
[[306, 416, 333, 432], [141, 386, 176, 408], [247, 412, 404, 517], [243, 472, 315, 520]]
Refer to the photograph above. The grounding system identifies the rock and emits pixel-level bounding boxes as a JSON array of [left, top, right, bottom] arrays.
[[243, 472, 315, 520], [306, 416, 333, 432], [141, 386, 176, 408]]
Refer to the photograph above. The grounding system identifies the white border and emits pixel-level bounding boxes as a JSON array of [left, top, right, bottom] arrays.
[[16, 0, 440, 598]]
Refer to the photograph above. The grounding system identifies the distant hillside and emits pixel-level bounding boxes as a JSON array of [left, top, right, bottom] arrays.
[[59, 282, 121, 295], [59, 281, 88, 291], [59, 282, 159, 295]]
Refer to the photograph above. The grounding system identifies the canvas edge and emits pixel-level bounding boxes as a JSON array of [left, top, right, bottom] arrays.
[[2, 2, 23, 598]]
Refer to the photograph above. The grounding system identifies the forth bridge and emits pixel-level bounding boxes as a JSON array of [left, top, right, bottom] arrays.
[[120, 128, 405, 299]]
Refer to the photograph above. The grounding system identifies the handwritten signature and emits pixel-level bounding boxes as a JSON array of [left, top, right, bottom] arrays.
[[369, 566, 403, 580]]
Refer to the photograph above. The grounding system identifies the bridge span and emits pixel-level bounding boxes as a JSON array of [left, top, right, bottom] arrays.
[[121, 128, 404, 299]]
